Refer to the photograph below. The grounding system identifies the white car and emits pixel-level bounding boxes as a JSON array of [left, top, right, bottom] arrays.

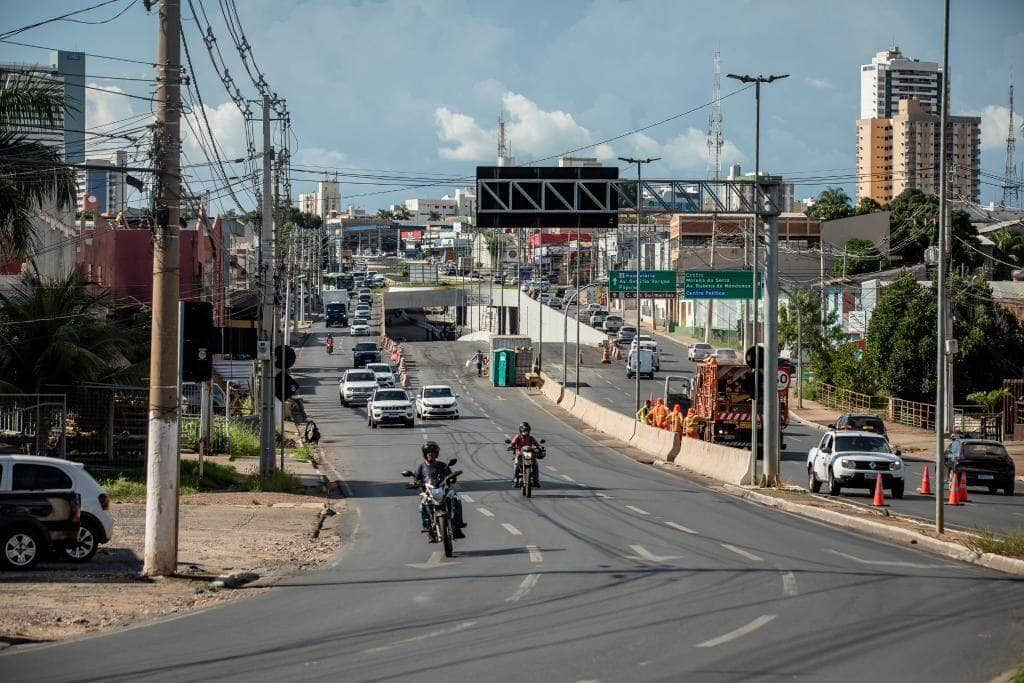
[[688, 342, 713, 361], [807, 430, 905, 498], [340, 368, 379, 406], [589, 312, 607, 327], [586, 303, 602, 313], [415, 385, 460, 419], [539, 293, 551, 304], [365, 362, 396, 387], [713, 348, 739, 363], [603, 315, 624, 333], [350, 322, 370, 336], [368, 388, 415, 428], [0, 454, 114, 562]]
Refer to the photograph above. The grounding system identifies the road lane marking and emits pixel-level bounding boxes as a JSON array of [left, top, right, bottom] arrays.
[[505, 573, 540, 603], [782, 571, 798, 596], [548, 466, 559, 472], [721, 544, 764, 562], [666, 521, 698, 534], [625, 505, 650, 516], [595, 492, 612, 499], [502, 523, 522, 536], [460, 494, 475, 503], [527, 545, 543, 563], [476, 507, 494, 517], [363, 620, 477, 654], [561, 474, 576, 483], [826, 549, 948, 569], [695, 614, 776, 648], [627, 545, 680, 563], [406, 551, 460, 569]]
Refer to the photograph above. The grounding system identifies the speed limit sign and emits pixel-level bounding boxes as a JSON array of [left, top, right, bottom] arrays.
[[777, 369, 792, 390]]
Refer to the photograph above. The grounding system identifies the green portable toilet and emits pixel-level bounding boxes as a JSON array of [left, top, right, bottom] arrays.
[[492, 349, 516, 387]]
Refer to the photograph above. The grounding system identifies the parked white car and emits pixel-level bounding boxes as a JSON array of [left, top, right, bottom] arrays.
[[713, 348, 739, 363], [365, 362, 396, 387], [415, 385, 460, 419], [340, 369, 379, 406], [368, 388, 415, 428], [688, 342, 713, 361], [350, 322, 370, 336], [807, 430, 905, 498], [603, 315, 624, 333], [0, 454, 114, 562]]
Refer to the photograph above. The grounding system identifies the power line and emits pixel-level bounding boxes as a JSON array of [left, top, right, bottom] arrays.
[[0, 0, 131, 40]]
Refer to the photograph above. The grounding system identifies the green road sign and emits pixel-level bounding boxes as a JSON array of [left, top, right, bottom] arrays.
[[683, 270, 758, 299], [608, 270, 677, 298]]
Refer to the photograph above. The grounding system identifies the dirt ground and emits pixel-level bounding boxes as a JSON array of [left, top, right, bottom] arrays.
[[0, 492, 343, 647]]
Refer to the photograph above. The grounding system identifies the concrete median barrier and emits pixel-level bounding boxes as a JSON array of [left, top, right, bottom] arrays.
[[672, 437, 752, 485]]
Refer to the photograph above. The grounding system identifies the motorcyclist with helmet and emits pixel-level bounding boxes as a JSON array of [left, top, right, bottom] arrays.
[[325, 333, 334, 353], [411, 441, 466, 539], [509, 421, 542, 488]]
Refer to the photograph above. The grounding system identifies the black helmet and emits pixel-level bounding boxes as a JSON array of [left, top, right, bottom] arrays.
[[518, 421, 531, 435], [421, 441, 440, 457]]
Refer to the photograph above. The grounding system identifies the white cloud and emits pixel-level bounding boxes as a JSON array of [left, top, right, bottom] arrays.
[[434, 106, 492, 161], [294, 146, 349, 168], [659, 127, 746, 174], [182, 101, 246, 162], [85, 82, 136, 154], [804, 77, 834, 90], [972, 105, 1023, 150]]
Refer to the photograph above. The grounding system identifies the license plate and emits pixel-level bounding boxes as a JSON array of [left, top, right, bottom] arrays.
[[977, 474, 994, 480], [739, 421, 751, 429]]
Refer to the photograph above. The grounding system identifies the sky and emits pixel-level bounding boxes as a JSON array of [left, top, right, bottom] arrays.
[[1, 0, 1022, 214]]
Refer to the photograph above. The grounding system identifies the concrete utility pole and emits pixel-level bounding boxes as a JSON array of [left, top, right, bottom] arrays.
[[935, 0, 951, 533], [144, 0, 182, 577], [619, 157, 660, 417], [258, 95, 276, 475], [727, 71, 788, 486]]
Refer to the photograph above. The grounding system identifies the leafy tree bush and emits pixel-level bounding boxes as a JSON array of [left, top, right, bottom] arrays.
[[806, 187, 854, 221], [832, 238, 890, 277]]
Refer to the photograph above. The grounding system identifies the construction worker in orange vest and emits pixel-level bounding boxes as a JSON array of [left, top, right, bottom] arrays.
[[667, 404, 685, 434], [635, 399, 652, 423], [650, 398, 669, 428], [683, 408, 703, 439]]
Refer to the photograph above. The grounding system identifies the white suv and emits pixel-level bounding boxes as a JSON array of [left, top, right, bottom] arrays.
[[0, 454, 114, 562], [807, 430, 905, 498], [415, 385, 460, 419], [340, 369, 379, 406], [368, 388, 415, 428], [365, 362, 396, 387]]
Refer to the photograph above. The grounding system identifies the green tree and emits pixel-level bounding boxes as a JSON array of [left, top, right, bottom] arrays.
[[888, 189, 984, 271], [427, 210, 441, 222], [989, 229, 1024, 279], [806, 187, 854, 221], [0, 73, 78, 259], [832, 237, 890, 277], [376, 208, 394, 225], [855, 197, 884, 215], [392, 204, 412, 221], [0, 269, 148, 392]]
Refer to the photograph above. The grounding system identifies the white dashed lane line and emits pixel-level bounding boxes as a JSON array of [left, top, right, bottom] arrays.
[[501, 523, 522, 536], [720, 544, 764, 562], [527, 545, 543, 563], [476, 507, 494, 517], [460, 494, 475, 503], [624, 505, 650, 516], [695, 614, 776, 648], [665, 521, 698, 535], [560, 474, 576, 483], [505, 573, 539, 603]]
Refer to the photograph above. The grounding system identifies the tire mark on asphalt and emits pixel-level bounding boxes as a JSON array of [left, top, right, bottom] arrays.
[[362, 620, 477, 654]]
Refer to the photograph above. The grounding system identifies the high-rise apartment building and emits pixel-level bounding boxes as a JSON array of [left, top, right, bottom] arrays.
[[857, 98, 980, 205], [79, 150, 128, 215], [298, 192, 317, 215], [297, 181, 341, 217], [860, 46, 942, 119]]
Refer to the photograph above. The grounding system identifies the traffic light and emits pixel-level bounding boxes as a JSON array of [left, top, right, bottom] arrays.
[[273, 372, 299, 400], [273, 344, 296, 370], [182, 301, 214, 382]]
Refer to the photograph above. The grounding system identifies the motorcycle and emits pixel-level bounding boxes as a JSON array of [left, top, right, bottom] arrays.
[[505, 438, 546, 498], [402, 458, 463, 557], [325, 337, 334, 355]]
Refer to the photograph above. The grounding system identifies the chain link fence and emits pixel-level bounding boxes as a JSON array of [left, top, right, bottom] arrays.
[[0, 394, 67, 458]]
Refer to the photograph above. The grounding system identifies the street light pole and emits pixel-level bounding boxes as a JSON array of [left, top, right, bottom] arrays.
[[935, 0, 951, 533], [727, 71, 788, 486], [618, 157, 660, 417]]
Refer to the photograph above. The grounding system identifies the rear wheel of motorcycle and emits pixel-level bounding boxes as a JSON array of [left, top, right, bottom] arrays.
[[441, 518, 454, 558]]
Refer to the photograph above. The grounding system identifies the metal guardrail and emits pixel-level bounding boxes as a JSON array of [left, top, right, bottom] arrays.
[[815, 383, 887, 414]]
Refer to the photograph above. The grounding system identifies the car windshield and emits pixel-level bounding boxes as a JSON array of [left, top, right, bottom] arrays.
[[835, 435, 891, 453], [367, 364, 391, 373], [848, 416, 885, 431], [355, 343, 378, 351], [695, 343, 712, 350], [346, 371, 375, 382], [374, 390, 407, 401], [962, 444, 1009, 459], [423, 387, 454, 398], [620, 326, 636, 333]]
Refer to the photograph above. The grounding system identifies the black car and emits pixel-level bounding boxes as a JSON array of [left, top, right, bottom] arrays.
[[353, 342, 382, 368], [944, 439, 1015, 495], [834, 412, 887, 437]]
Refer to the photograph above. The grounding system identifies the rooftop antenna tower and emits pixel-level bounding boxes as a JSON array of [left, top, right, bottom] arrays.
[[1003, 70, 1020, 208], [707, 50, 724, 182], [497, 111, 511, 166]]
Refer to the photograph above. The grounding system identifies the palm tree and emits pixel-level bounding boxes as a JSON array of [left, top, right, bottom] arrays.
[[428, 210, 441, 222], [0, 268, 145, 393], [392, 204, 412, 221], [0, 73, 78, 259], [991, 228, 1024, 278]]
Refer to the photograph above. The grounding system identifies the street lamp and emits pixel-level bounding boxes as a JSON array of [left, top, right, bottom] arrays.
[[726, 71, 788, 486], [618, 156, 660, 418]]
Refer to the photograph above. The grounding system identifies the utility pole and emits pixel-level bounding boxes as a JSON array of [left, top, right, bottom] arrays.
[[144, 0, 182, 578], [704, 217, 717, 343], [727, 71, 789, 486], [258, 95, 276, 476], [705, 50, 724, 345], [619, 157, 659, 417], [935, 0, 951, 533]]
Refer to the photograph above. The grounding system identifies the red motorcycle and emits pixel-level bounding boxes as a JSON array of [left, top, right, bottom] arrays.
[[325, 336, 334, 355]]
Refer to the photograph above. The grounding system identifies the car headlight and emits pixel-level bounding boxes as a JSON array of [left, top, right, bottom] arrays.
[[841, 459, 855, 468], [890, 460, 902, 471]]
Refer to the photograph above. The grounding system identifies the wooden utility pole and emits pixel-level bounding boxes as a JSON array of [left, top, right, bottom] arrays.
[[143, 0, 182, 577]]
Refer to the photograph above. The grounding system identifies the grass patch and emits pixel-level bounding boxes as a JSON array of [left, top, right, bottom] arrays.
[[965, 529, 1024, 559], [101, 460, 240, 501], [102, 477, 148, 501], [290, 444, 313, 462], [242, 469, 304, 494], [180, 418, 266, 458]]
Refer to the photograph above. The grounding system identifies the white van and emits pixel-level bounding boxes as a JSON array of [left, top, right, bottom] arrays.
[[626, 348, 655, 379]]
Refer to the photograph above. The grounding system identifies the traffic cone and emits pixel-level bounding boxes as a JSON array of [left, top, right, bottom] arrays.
[[872, 473, 887, 507], [578, 350, 584, 365], [947, 472, 962, 505], [600, 346, 610, 364], [917, 466, 932, 495], [959, 470, 969, 503]]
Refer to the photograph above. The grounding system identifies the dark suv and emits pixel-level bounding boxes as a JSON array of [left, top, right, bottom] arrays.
[[834, 413, 887, 437], [944, 439, 1015, 495], [353, 342, 382, 368]]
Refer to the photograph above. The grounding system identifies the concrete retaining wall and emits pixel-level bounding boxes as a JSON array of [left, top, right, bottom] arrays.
[[537, 373, 751, 484], [465, 296, 607, 347]]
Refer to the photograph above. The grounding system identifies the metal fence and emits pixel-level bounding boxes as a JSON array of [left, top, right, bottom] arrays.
[[63, 384, 150, 475], [1005, 379, 1024, 441], [814, 383, 887, 414], [0, 394, 67, 458], [887, 396, 936, 431]]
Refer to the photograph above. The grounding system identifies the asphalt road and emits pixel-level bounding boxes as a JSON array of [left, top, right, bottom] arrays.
[[4, 325, 1024, 682], [552, 303, 1024, 534]]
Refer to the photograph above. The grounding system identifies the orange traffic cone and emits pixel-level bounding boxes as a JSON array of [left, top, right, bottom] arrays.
[[917, 466, 932, 495], [872, 473, 887, 507], [600, 346, 610, 364], [947, 472, 962, 505], [959, 470, 969, 503]]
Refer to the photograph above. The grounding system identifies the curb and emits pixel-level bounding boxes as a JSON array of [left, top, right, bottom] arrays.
[[787, 407, 829, 433], [721, 484, 1024, 576]]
